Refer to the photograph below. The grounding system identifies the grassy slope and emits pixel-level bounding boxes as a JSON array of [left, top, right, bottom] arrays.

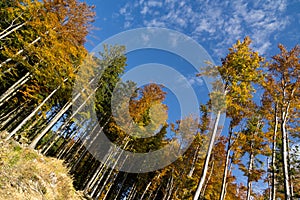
[[0, 135, 84, 200]]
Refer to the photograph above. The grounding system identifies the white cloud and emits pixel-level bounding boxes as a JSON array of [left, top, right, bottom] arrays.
[[168, 33, 179, 47], [147, 1, 163, 7], [188, 76, 203, 87], [124, 21, 132, 29], [119, 7, 127, 15], [141, 5, 149, 15], [141, 33, 150, 43], [143, 19, 166, 27], [176, 74, 203, 89], [119, 0, 290, 56]]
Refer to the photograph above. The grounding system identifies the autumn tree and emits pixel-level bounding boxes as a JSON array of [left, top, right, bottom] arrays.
[[194, 36, 264, 200], [1, 0, 94, 142], [263, 44, 300, 200]]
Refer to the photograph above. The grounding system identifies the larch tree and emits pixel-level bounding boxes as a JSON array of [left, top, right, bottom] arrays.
[[1, 0, 94, 142], [264, 44, 300, 200], [194, 36, 264, 200]]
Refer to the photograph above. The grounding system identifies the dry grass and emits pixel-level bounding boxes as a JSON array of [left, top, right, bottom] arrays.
[[0, 134, 84, 200]]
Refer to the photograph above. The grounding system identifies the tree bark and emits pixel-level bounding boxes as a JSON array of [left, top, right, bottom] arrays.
[[0, 22, 27, 40], [202, 159, 215, 197], [6, 85, 61, 140], [188, 144, 200, 177], [281, 113, 291, 200], [29, 100, 72, 148], [0, 72, 30, 107], [281, 90, 293, 200], [246, 150, 254, 200], [219, 126, 233, 200], [193, 111, 221, 200], [0, 35, 43, 68], [140, 181, 152, 199], [271, 102, 278, 200], [114, 172, 128, 200], [94, 150, 129, 199]]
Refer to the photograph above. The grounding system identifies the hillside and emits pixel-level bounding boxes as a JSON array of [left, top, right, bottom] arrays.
[[0, 132, 84, 200]]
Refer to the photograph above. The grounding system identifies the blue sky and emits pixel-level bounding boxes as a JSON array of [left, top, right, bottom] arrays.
[[85, 0, 300, 62], [83, 0, 300, 194]]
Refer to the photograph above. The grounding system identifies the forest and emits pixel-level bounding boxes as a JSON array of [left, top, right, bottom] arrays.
[[0, 0, 299, 200]]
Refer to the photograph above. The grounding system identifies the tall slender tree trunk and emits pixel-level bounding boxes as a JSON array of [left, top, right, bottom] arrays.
[[0, 102, 25, 130], [69, 127, 102, 171], [88, 148, 115, 192], [94, 150, 129, 199], [29, 69, 100, 149], [219, 126, 233, 200], [6, 85, 61, 140], [56, 128, 81, 159], [140, 181, 152, 199], [267, 157, 272, 200], [0, 27, 53, 69], [202, 159, 215, 197], [165, 176, 174, 200], [193, 111, 221, 200], [29, 100, 72, 148], [281, 116, 291, 200], [0, 22, 26, 40], [152, 184, 162, 200], [0, 34, 43, 68], [271, 102, 278, 200], [114, 172, 128, 200], [0, 72, 30, 107], [246, 150, 254, 200], [0, 13, 26, 37], [281, 97, 292, 200], [0, 104, 21, 125], [188, 144, 200, 177], [84, 163, 103, 193], [127, 183, 137, 200], [286, 131, 294, 198], [162, 169, 174, 200]]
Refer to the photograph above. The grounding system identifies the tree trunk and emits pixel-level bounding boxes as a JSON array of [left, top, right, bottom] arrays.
[[281, 99, 292, 200], [94, 152, 129, 199], [127, 183, 137, 200], [0, 72, 30, 107], [188, 144, 200, 177], [219, 126, 233, 200], [193, 111, 221, 200], [140, 181, 152, 199], [0, 104, 21, 125], [29, 99, 72, 148], [165, 176, 174, 200], [281, 117, 291, 200], [0, 102, 25, 130], [42, 87, 97, 154], [202, 159, 215, 197], [271, 102, 278, 200], [0, 22, 27, 40], [0, 13, 26, 37], [69, 126, 102, 171], [29, 69, 100, 149], [152, 184, 162, 200], [162, 171, 174, 200], [84, 163, 103, 193], [0, 35, 43, 68], [246, 150, 254, 200], [29, 84, 89, 149], [267, 157, 272, 200], [56, 128, 81, 159], [6, 85, 61, 140], [0, 27, 53, 69], [114, 172, 128, 200]]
